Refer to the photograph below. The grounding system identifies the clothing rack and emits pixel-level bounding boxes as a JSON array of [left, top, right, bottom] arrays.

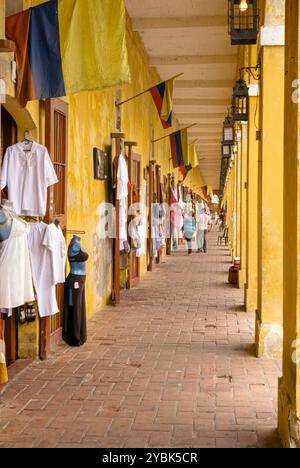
[[67, 230, 86, 235], [23, 216, 43, 223], [53, 218, 85, 235]]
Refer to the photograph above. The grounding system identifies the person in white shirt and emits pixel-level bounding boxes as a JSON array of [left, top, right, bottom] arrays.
[[197, 209, 212, 253]]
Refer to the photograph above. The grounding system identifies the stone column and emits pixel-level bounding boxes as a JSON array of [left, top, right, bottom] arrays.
[[245, 75, 259, 312], [231, 151, 238, 258], [256, 2, 285, 358], [238, 122, 248, 290], [235, 134, 242, 261], [278, 0, 300, 449]]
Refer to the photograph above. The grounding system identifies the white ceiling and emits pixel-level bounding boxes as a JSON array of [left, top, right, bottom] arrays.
[[125, 0, 238, 189]]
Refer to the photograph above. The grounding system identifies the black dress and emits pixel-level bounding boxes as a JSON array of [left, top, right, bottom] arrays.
[[63, 250, 89, 347]]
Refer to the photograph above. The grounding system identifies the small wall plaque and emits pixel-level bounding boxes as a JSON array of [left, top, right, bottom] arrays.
[[93, 148, 107, 180]]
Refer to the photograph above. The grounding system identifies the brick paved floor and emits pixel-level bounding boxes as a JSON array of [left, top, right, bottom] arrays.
[[0, 228, 282, 448]]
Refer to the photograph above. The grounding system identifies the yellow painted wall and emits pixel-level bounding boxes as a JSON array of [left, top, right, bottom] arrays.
[[6, 0, 203, 326]]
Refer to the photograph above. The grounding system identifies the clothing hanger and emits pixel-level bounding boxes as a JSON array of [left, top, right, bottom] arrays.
[[22, 130, 34, 152]]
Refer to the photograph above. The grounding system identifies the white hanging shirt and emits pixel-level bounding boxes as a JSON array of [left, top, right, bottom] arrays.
[[0, 142, 58, 217], [0, 218, 35, 309], [116, 154, 129, 200], [117, 154, 129, 249], [27, 223, 59, 318], [43, 224, 67, 285]]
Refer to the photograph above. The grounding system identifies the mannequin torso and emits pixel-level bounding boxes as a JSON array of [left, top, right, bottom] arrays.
[[68, 236, 89, 276], [0, 202, 13, 242]]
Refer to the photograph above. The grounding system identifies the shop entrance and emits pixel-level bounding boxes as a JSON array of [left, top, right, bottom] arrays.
[[0, 106, 18, 366], [42, 98, 69, 355], [129, 153, 141, 285]]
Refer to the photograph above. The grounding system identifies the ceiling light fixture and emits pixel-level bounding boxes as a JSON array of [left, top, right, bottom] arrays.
[[239, 0, 248, 12]]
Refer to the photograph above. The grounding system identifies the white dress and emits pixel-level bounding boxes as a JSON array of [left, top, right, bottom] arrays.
[[27, 223, 59, 318], [43, 224, 67, 285], [0, 142, 58, 217], [0, 218, 35, 309]]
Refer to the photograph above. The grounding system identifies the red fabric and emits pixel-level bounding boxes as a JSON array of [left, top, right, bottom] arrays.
[[149, 85, 172, 129], [150, 86, 163, 116], [170, 134, 178, 168], [6, 10, 36, 107]]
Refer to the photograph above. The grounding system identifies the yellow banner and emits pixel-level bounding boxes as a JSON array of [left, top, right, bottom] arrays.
[[58, 0, 131, 95]]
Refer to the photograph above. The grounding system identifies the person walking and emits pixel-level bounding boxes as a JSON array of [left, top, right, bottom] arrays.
[[197, 209, 212, 253], [183, 210, 196, 255]]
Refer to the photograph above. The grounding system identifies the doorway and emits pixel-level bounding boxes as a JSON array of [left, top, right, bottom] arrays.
[[44, 98, 69, 353], [0, 106, 18, 366], [128, 153, 141, 286]]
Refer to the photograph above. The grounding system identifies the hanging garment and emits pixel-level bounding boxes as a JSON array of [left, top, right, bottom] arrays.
[[119, 198, 128, 251], [0, 217, 35, 309], [27, 222, 59, 318], [116, 154, 129, 201], [117, 154, 129, 250], [136, 225, 146, 258], [43, 223, 67, 285], [63, 239, 88, 347], [63, 274, 87, 347], [0, 142, 58, 217], [0, 309, 12, 318]]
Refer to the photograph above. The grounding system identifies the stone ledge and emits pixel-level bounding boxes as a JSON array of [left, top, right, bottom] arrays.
[[255, 313, 283, 359]]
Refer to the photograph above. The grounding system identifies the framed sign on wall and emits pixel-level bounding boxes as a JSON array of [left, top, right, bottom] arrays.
[[93, 148, 107, 180]]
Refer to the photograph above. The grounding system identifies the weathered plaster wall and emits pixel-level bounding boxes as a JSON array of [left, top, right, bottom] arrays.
[[16, 0, 204, 320]]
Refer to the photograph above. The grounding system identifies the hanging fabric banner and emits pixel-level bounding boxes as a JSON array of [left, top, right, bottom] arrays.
[[207, 186, 214, 202], [6, 0, 131, 107], [170, 128, 189, 169], [201, 185, 208, 200], [149, 78, 174, 129], [189, 143, 199, 169]]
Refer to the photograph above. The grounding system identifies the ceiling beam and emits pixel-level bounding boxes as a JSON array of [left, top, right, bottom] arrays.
[[150, 55, 237, 66], [186, 123, 222, 129], [176, 80, 233, 89], [174, 98, 229, 106], [191, 136, 220, 140], [132, 16, 227, 30], [176, 113, 225, 119], [189, 130, 222, 135]]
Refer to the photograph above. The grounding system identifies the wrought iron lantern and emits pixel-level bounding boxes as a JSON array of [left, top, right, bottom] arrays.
[[232, 79, 249, 122], [222, 143, 231, 158], [223, 114, 235, 145], [228, 0, 259, 46], [223, 157, 230, 170]]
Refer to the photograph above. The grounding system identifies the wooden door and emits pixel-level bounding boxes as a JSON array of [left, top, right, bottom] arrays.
[[148, 161, 155, 271], [155, 165, 162, 264], [43, 98, 69, 355], [0, 106, 18, 366], [129, 153, 141, 285]]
